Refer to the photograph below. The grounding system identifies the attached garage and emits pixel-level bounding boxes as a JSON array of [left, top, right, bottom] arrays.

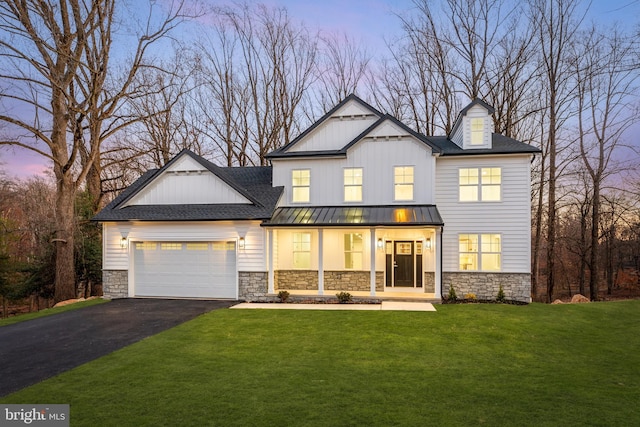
[[132, 241, 237, 299]]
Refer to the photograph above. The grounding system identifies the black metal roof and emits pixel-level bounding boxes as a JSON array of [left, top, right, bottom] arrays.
[[262, 205, 443, 227], [428, 134, 541, 156], [93, 151, 283, 222]]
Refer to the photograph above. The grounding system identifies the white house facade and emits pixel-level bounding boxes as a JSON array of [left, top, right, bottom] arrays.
[[95, 95, 539, 302]]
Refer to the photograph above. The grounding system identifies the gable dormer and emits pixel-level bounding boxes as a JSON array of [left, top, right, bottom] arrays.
[[450, 99, 495, 150]]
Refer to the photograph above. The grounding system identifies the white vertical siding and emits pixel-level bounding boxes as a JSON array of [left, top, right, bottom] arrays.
[[435, 155, 533, 273], [290, 117, 378, 152], [272, 136, 435, 206], [103, 221, 265, 272]]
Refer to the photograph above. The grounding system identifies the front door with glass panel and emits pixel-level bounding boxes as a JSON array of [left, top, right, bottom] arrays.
[[385, 240, 423, 288]]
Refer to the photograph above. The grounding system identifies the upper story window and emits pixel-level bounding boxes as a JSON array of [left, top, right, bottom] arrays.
[[459, 234, 501, 271], [459, 167, 501, 202], [293, 232, 311, 268], [344, 168, 363, 202], [470, 118, 484, 145], [344, 233, 363, 269], [394, 166, 414, 201], [292, 169, 310, 203]]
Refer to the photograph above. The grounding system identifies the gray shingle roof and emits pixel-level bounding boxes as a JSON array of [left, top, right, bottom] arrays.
[[93, 151, 283, 222], [428, 134, 541, 156]]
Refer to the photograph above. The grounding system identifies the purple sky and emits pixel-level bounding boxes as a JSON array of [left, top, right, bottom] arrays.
[[1, 0, 638, 180]]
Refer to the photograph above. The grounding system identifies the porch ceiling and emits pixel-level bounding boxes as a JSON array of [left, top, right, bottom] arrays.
[[262, 205, 443, 227]]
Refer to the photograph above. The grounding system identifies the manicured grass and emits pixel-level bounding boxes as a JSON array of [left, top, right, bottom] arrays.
[[0, 298, 107, 327], [2, 301, 639, 426]]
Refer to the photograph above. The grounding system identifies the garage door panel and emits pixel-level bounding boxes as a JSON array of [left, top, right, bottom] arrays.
[[133, 241, 236, 298]]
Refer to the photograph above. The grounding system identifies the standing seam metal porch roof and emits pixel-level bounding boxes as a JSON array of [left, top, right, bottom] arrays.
[[262, 205, 444, 227]]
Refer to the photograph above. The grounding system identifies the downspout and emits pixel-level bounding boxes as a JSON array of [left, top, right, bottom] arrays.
[[439, 226, 444, 300]]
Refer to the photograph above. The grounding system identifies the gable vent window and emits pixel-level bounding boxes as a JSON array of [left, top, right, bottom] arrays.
[[292, 169, 310, 203], [470, 118, 484, 145]]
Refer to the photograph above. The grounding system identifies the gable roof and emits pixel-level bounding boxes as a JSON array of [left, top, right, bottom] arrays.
[[449, 98, 496, 139], [429, 134, 541, 156], [267, 94, 383, 158], [267, 114, 442, 159], [93, 151, 283, 222]]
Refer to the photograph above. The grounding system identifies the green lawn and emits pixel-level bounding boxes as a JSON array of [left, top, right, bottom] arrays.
[[2, 301, 639, 426], [0, 298, 107, 327]]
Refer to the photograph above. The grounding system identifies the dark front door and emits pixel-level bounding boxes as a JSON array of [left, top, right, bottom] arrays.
[[394, 241, 414, 287]]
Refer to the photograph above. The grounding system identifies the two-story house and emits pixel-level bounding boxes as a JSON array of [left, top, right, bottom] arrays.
[[95, 95, 539, 302]]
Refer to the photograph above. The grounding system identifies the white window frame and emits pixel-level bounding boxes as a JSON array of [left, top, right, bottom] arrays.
[[470, 118, 484, 145], [458, 233, 502, 271], [293, 232, 311, 269], [344, 233, 363, 269], [459, 167, 502, 202], [394, 166, 414, 201], [292, 169, 310, 203], [344, 168, 363, 202]]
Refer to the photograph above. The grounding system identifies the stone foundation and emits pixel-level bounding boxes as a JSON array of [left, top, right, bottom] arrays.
[[324, 271, 384, 292], [274, 270, 318, 290], [442, 272, 531, 303], [239, 271, 269, 302], [424, 272, 435, 293], [102, 270, 128, 299]]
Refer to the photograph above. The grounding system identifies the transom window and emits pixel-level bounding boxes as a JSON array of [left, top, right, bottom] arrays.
[[293, 232, 311, 268], [344, 168, 363, 202], [470, 118, 484, 145], [292, 169, 310, 203], [394, 166, 414, 201], [344, 233, 363, 269], [459, 234, 501, 271], [459, 167, 501, 201]]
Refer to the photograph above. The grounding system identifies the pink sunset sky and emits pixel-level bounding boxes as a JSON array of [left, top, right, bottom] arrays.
[[1, 0, 638, 180]]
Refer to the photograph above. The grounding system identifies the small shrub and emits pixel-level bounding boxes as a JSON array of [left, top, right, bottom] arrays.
[[336, 291, 352, 304], [496, 285, 506, 303], [464, 293, 477, 301], [447, 286, 457, 302], [277, 290, 290, 303]]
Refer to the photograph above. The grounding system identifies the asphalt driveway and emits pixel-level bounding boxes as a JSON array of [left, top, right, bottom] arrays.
[[0, 298, 235, 397]]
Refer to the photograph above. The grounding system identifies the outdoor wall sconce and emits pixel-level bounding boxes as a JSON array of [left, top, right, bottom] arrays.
[[238, 236, 245, 249], [120, 236, 128, 249], [425, 238, 432, 250], [377, 238, 384, 250]]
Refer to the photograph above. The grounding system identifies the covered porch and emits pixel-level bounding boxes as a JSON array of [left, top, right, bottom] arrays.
[[262, 205, 444, 299]]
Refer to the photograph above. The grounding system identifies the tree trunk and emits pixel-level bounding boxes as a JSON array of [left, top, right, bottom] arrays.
[[589, 185, 599, 301], [53, 172, 77, 303]]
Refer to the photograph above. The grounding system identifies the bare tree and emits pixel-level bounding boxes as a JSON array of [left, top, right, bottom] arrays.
[[574, 26, 639, 300], [0, 0, 193, 301]]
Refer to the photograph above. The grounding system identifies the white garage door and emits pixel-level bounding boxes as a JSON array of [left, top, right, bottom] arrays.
[[133, 241, 237, 298]]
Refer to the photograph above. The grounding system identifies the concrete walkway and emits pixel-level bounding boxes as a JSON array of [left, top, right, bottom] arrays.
[[231, 301, 436, 311]]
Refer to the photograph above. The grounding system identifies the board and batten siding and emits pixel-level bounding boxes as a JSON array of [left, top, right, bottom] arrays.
[[435, 155, 532, 273], [272, 136, 435, 206], [123, 155, 251, 206], [288, 99, 379, 152], [103, 221, 266, 271]]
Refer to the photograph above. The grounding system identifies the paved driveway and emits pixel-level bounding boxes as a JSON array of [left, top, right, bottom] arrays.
[[0, 298, 235, 397]]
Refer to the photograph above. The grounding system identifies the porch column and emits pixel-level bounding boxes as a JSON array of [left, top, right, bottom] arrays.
[[435, 227, 442, 298], [370, 227, 376, 296], [268, 229, 275, 294], [318, 228, 324, 295]]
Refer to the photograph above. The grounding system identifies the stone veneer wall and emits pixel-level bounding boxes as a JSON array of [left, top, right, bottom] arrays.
[[324, 271, 384, 292], [442, 272, 531, 303], [274, 270, 318, 291], [102, 270, 128, 298], [238, 271, 269, 302], [424, 272, 435, 293]]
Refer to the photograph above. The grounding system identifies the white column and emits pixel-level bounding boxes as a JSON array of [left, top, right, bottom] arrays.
[[318, 228, 324, 295], [435, 227, 442, 298], [268, 229, 275, 294], [370, 227, 376, 296]]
